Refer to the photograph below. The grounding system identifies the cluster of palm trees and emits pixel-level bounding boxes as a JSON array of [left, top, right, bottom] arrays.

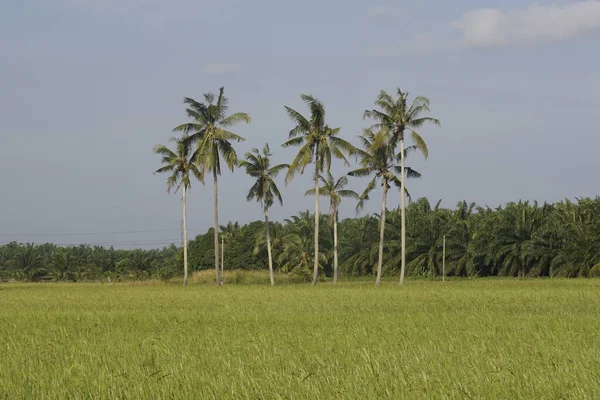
[[184, 197, 600, 280], [0, 243, 179, 282], [154, 87, 439, 286], [4, 197, 600, 282]]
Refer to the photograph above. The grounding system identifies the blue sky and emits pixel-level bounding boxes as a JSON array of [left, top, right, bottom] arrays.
[[1, 0, 599, 247]]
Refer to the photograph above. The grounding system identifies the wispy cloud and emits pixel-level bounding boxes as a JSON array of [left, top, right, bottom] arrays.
[[452, 1, 600, 49], [202, 63, 245, 75], [367, 6, 388, 17]]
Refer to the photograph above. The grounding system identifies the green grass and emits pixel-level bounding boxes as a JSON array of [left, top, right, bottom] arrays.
[[1, 279, 600, 399]]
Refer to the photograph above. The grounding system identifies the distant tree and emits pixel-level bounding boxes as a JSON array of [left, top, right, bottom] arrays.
[[282, 94, 356, 285], [364, 88, 439, 285], [350, 129, 419, 285], [174, 87, 250, 286], [306, 173, 358, 285], [339, 216, 379, 277], [51, 249, 78, 281], [154, 134, 203, 285], [239, 143, 288, 286], [8, 244, 44, 281]]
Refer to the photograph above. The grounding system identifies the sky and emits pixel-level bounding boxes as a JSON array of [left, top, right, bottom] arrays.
[[1, 0, 599, 247]]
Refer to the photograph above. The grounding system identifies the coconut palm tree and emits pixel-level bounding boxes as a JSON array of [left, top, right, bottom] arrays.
[[306, 173, 358, 285], [239, 143, 289, 286], [282, 94, 356, 285], [364, 88, 440, 285], [349, 129, 421, 285], [174, 87, 250, 286], [154, 134, 203, 286]]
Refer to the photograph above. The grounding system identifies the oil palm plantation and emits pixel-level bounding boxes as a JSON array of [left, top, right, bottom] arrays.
[[153, 134, 203, 286], [174, 87, 250, 286], [403, 198, 450, 277], [240, 144, 289, 286], [339, 216, 379, 277], [349, 129, 421, 285], [282, 94, 356, 285], [306, 173, 358, 285], [364, 88, 439, 285]]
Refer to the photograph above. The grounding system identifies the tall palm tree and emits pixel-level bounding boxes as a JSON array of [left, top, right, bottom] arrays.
[[239, 143, 289, 286], [306, 173, 358, 285], [350, 129, 420, 285], [154, 134, 203, 286], [174, 87, 250, 286], [364, 88, 440, 285], [282, 94, 356, 285]]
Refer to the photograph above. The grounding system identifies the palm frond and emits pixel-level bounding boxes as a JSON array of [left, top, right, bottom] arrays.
[[220, 112, 251, 127]]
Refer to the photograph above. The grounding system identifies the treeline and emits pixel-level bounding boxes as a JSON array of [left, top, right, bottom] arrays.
[[4, 196, 599, 282], [0, 244, 179, 282], [191, 197, 600, 279]]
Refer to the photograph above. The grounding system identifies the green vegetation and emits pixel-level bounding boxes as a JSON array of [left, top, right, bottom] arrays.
[[153, 134, 203, 286], [173, 87, 251, 286], [1, 280, 600, 398], [2, 86, 599, 283], [3, 197, 600, 282]]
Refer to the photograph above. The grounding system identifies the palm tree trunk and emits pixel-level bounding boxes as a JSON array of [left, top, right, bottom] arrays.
[[264, 200, 275, 286], [333, 208, 339, 285], [182, 185, 189, 286], [399, 138, 407, 285], [377, 180, 388, 286], [221, 236, 224, 284], [213, 169, 221, 286], [312, 150, 320, 286]]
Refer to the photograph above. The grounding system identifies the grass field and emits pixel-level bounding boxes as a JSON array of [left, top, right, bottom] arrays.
[[1, 278, 600, 399]]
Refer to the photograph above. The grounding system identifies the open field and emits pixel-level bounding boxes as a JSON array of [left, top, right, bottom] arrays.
[[1, 279, 600, 399]]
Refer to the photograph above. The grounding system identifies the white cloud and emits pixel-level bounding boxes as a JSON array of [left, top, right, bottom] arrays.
[[202, 63, 245, 75], [367, 6, 388, 17], [452, 1, 600, 49]]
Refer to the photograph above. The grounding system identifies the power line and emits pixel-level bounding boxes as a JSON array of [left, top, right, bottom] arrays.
[[0, 228, 201, 238], [0, 239, 181, 246]]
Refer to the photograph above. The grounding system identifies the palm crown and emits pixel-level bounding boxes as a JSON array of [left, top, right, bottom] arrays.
[[306, 173, 359, 222], [239, 144, 289, 209], [174, 87, 251, 174], [282, 94, 356, 183], [350, 129, 421, 210], [153, 135, 203, 193], [364, 88, 439, 158]]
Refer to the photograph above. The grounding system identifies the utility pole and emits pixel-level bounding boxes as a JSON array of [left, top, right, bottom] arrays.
[[442, 235, 446, 283], [221, 236, 225, 284]]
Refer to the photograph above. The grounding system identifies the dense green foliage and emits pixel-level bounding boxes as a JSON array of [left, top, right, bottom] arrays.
[[193, 196, 600, 279], [0, 243, 180, 282], [4, 197, 599, 282], [2, 280, 600, 398]]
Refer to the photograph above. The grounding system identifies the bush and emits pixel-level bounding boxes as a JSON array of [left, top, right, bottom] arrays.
[[189, 269, 308, 285], [589, 264, 600, 278]]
